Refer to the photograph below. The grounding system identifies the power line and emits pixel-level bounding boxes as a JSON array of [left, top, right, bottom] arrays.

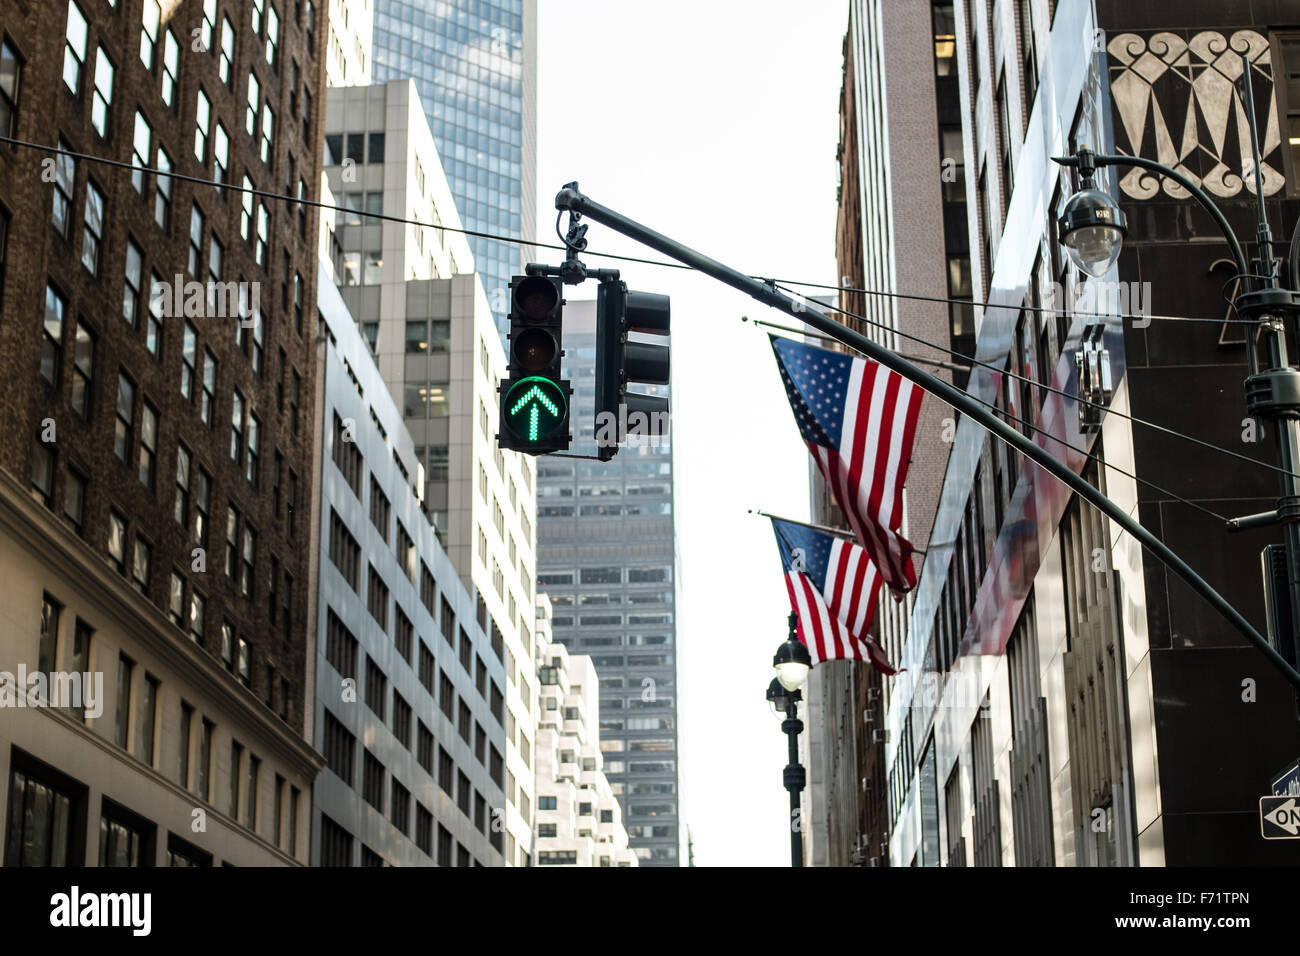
[[773, 274, 1257, 326], [0, 134, 1248, 329], [771, 283, 1299, 484], [9, 134, 1278, 484]]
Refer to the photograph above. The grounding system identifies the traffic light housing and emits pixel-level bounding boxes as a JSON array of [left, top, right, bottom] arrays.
[[498, 274, 571, 455], [595, 279, 670, 461]]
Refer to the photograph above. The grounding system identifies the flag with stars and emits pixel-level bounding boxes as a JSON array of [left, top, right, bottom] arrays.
[[771, 518, 895, 674], [769, 335, 924, 595]]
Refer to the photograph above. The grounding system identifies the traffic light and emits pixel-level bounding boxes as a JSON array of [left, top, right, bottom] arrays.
[[498, 274, 571, 455], [595, 279, 670, 461]]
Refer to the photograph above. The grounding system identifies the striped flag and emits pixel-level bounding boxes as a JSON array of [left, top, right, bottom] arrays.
[[770, 335, 924, 594], [771, 518, 896, 674]]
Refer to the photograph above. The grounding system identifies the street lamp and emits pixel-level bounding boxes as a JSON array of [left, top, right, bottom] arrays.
[[1056, 146, 1127, 279], [769, 612, 809, 867], [1051, 53, 1300, 675], [773, 629, 811, 693]]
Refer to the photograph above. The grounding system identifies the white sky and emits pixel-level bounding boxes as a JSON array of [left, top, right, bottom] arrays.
[[536, 0, 850, 866]]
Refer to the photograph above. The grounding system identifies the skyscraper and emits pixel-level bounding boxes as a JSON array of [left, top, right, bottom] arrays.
[[371, 0, 538, 335], [0, 0, 329, 864], [323, 80, 541, 866], [536, 301, 680, 867]]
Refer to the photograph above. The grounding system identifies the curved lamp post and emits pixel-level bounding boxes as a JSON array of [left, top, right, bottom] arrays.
[[1053, 55, 1300, 674], [768, 612, 810, 867]]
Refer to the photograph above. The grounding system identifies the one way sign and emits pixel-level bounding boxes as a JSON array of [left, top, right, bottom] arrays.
[[1260, 796, 1300, 839]]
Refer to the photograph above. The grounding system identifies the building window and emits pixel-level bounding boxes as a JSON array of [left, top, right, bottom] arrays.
[[0, 37, 21, 138], [131, 111, 151, 195], [80, 180, 103, 275], [197, 718, 213, 801], [161, 30, 179, 107], [30, 437, 54, 508], [362, 750, 384, 811], [63, 468, 86, 535], [240, 525, 256, 599], [123, 239, 144, 327], [201, 349, 216, 425], [114, 654, 134, 749], [139, 0, 161, 69], [113, 372, 134, 461], [367, 566, 389, 631], [395, 607, 413, 664], [138, 400, 158, 489], [63, 0, 88, 93], [154, 147, 172, 229], [390, 780, 410, 836], [189, 590, 205, 643], [188, 205, 204, 276], [325, 608, 358, 680], [246, 414, 260, 485], [245, 754, 259, 828], [219, 16, 234, 85], [139, 674, 159, 765], [147, 271, 163, 351], [364, 655, 387, 721], [323, 710, 355, 785], [52, 141, 74, 235], [90, 46, 113, 137], [392, 692, 412, 750], [328, 509, 360, 591], [4, 763, 80, 866], [40, 284, 65, 385], [214, 122, 229, 184]]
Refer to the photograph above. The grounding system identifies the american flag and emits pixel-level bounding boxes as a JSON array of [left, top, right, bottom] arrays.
[[771, 517, 896, 674], [770, 335, 923, 594]]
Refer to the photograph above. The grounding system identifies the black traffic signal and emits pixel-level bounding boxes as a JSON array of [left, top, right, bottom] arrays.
[[595, 279, 670, 461], [498, 274, 571, 455]]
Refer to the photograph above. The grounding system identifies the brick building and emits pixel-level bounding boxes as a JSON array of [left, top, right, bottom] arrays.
[[0, 0, 327, 865]]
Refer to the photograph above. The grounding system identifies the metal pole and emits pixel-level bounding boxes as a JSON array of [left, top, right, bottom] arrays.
[[783, 699, 805, 868], [553, 185, 1300, 692], [1239, 57, 1300, 676]]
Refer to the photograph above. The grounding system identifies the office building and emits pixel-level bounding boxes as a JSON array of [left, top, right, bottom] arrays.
[[0, 0, 330, 864], [877, 0, 1300, 866], [533, 595, 638, 867], [325, 0, 374, 86], [536, 300, 680, 866], [310, 267, 506, 866], [371, 0, 538, 333], [322, 80, 539, 866]]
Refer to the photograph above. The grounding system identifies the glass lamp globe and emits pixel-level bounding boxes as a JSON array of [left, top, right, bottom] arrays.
[[773, 638, 812, 692], [1059, 187, 1127, 279]]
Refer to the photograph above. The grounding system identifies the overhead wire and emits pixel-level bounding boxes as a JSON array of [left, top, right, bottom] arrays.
[[1, 134, 1284, 483], [770, 283, 1300, 484]]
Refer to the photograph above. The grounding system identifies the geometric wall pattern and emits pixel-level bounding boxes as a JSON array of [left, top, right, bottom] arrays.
[[1107, 29, 1284, 199]]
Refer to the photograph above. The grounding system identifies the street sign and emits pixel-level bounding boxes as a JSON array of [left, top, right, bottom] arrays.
[[503, 376, 567, 445], [1259, 795, 1300, 839], [1273, 760, 1300, 797]]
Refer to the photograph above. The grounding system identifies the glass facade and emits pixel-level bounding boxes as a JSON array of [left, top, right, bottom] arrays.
[[372, 0, 532, 335], [536, 306, 679, 866]]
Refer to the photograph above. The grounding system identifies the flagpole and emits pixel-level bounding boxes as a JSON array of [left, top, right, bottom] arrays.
[[555, 183, 1300, 693], [753, 509, 928, 557]]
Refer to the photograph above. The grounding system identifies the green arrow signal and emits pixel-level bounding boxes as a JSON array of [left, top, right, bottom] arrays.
[[509, 384, 559, 419], [504, 377, 566, 444]]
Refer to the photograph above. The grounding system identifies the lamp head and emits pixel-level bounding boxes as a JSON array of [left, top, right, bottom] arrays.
[[1059, 186, 1127, 278], [773, 636, 812, 692]]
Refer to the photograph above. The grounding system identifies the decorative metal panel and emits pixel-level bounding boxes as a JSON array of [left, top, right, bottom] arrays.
[[1107, 30, 1283, 199]]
